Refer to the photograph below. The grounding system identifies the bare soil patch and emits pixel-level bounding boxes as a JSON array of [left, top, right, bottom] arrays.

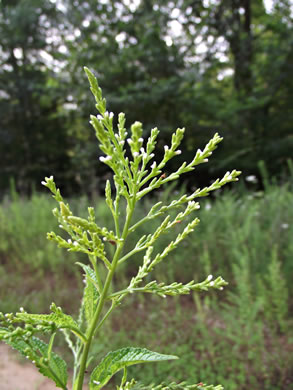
[[0, 344, 61, 390]]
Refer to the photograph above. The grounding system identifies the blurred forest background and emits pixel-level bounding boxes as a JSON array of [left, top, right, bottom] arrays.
[[0, 0, 293, 389], [1, 0, 293, 194]]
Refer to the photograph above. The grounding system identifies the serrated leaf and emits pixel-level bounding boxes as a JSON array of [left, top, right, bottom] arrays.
[[90, 347, 178, 389], [77, 263, 100, 292], [4, 336, 68, 389], [16, 311, 77, 330], [128, 382, 223, 390], [78, 263, 100, 324], [32, 338, 68, 389], [16, 308, 85, 342]]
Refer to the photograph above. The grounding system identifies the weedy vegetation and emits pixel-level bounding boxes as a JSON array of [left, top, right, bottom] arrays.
[[1, 180, 293, 387], [0, 68, 242, 389]]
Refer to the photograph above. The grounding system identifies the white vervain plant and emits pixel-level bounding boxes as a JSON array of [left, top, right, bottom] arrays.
[[0, 67, 241, 390]]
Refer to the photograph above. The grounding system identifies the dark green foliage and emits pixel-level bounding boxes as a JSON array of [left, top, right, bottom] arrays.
[[1, 0, 292, 195], [0, 0, 73, 194]]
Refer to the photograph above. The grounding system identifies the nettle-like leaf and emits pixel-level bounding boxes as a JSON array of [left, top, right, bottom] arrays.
[[90, 347, 178, 389], [16, 303, 86, 342], [3, 334, 68, 389], [78, 263, 100, 325]]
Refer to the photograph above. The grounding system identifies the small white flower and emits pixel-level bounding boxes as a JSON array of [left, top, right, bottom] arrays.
[[138, 138, 144, 143], [59, 224, 63, 228], [203, 158, 209, 163], [41, 181, 46, 186], [20, 307, 24, 312], [281, 223, 289, 229], [140, 147, 145, 153], [119, 140, 125, 145], [219, 287, 224, 290], [210, 281, 215, 286], [207, 274, 213, 281], [32, 361, 36, 364], [246, 175, 258, 183], [205, 203, 212, 211], [164, 145, 169, 151], [115, 133, 119, 139], [97, 114, 103, 120], [226, 175, 233, 181], [151, 162, 156, 169], [67, 239, 72, 244], [99, 156, 112, 162], [109, 112, 114, 119], [149, 153, 154, 158], [103, 237, 107, 242], [93, 381, 100, 385], [175, 150, 182, 155], [73, 241, 78, 246], [127, 138, 133, 145], [133, 152, 139, 157]]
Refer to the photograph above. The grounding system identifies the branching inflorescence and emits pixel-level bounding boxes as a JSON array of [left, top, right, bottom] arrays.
[[0, 67, 241, 390]]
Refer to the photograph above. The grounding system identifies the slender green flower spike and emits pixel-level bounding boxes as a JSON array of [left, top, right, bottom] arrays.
[[0, 67, 241, 390]]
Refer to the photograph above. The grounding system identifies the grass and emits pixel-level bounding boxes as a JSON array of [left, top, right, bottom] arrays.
[[0, 181, 292, 389]]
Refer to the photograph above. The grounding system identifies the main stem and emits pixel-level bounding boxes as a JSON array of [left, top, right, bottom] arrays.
[[75, 203, 135, 390]]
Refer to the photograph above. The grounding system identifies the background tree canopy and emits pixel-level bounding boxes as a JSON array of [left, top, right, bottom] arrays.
[[0, 0, 292, 195]]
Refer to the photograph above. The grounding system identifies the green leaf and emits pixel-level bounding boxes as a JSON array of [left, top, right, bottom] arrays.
[[4, 336, 68, 389], [0, 327, 9, 339], [77, 263, 100, 291], [16, 312, 76, 330], [77, 263, 100, 325], [126, 382, 224, 390], [16, 304, 86, 342], [90, 347, 178, 389]]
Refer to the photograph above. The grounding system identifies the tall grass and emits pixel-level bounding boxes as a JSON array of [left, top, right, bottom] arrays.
[[0, 182, 292, 388]]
